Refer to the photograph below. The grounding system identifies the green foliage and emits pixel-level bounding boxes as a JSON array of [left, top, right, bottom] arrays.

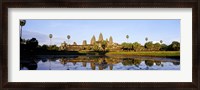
[[166, 41, 180, 51], [20, 20, 26, 26], [143, 41, 180, 51], [145, 37, 148, 42], [126, 35, 129, 39], [49, 45, 59, 51], [145, 60, 154, 67], [160, 44, 168, 51], [121, 42, 133, 51], [122, 59, 134, 66], [144, 41, 154, 50], [49, 34, 53, 38], [155, 61, 161, 66], [106, 51, 180, 57], [41, 44, 48, 51], [160, 40, 163, 44], [169, 41, 180, 51], [132, 42, 143, 51], [153, 43, 161, 51], [20, 38, 38, 56], [67, 35, 70, 40], [26, 38, 38, 49], [133, 59, 142, 66]]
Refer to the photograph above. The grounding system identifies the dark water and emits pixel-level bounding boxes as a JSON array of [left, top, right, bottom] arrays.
[[20, 55, 180, 70]]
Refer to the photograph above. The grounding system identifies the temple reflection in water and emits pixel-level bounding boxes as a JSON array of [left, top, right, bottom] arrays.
[[20, 56, 180, 70]]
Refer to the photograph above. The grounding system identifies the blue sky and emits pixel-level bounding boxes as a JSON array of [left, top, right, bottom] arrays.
[[22, 19, 180, 46]]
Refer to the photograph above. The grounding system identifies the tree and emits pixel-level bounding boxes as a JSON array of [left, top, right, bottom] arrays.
[[90, 35, 96, 45], [168, 41, 180, 51], [145, 60, 154, 67], [109, 36, 113, 45], [160, 44, 168, 51], [145, 37, 148, 42], [26, 38, 39, 52], [122, 59, 134, 66], [20, 20, 26, 39], [49, 34, 53, 47], [67, 35, 71, 45], [98, 33, 103, 42], [160, 40, 163, 44], [121, 42, 133, 51], [126, 35, 129, 42], [41, 44, 48, 51], [144, 41, 154, 51], [155, 61, 161, 66], [133, 59, 142, 66], [153, 43, 161, 51], [132, 42, 143, 51], [49, 45, 59, 51]]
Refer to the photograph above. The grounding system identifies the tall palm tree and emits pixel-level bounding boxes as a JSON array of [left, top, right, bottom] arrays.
[[160, 40, 163, 44], [49, 34, 53, 47], [48, 34, 53, 70], [145, 37, 148, 42], [126, 35, 129, 43], [20, 20, 26, 39], [67, 35, 71, 45]]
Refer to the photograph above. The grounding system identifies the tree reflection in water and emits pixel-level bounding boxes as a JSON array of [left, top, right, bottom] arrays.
[[172, 62, 180, 65], [145, 60, 154, 67], [109, 64, 113, 70], [20, 59, 38, 70], [155, 61, 161, 66], [82, 62, 87, 67], [20, 55, 180, 70], [90, 62, 96, 70], [99, 60, 108, 70]]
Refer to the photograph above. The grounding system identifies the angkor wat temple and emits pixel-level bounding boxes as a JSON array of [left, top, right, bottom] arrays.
[[59, 33, 122, 51]]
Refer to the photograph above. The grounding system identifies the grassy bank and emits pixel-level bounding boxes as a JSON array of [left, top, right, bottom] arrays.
[[106, 51, 180, 57], [34, 50, 180, 57]]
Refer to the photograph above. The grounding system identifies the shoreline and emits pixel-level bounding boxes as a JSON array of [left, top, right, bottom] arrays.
[[30, 51, 180, 58]]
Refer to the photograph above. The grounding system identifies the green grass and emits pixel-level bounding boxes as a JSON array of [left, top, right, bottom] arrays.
[[36, 50, 180, 57], [106, 51, 180, 57]]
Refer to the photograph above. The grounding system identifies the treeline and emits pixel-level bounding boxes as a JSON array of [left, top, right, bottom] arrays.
[[20, 38, 180, 56], [20, 38, 60, 56], [121, 41, 180, 51]]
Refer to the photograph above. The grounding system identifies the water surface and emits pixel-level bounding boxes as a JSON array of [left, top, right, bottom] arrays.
[[20, 55, 180, 70]]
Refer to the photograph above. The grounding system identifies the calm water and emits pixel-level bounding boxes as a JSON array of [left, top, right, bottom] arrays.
[[20, 55, 180, 70]]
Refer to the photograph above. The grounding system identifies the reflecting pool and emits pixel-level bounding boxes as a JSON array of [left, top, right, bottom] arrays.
[[20, 55, 180, 70]]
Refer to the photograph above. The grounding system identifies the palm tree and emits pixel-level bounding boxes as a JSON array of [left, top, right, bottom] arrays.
[[67, 35, 71, 45], [126, 35, 129, 43], [49, 34, 53, 47], [145, 37, 148, 42], [20, 20, 26, 39], [160, 40, 163, 44]]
